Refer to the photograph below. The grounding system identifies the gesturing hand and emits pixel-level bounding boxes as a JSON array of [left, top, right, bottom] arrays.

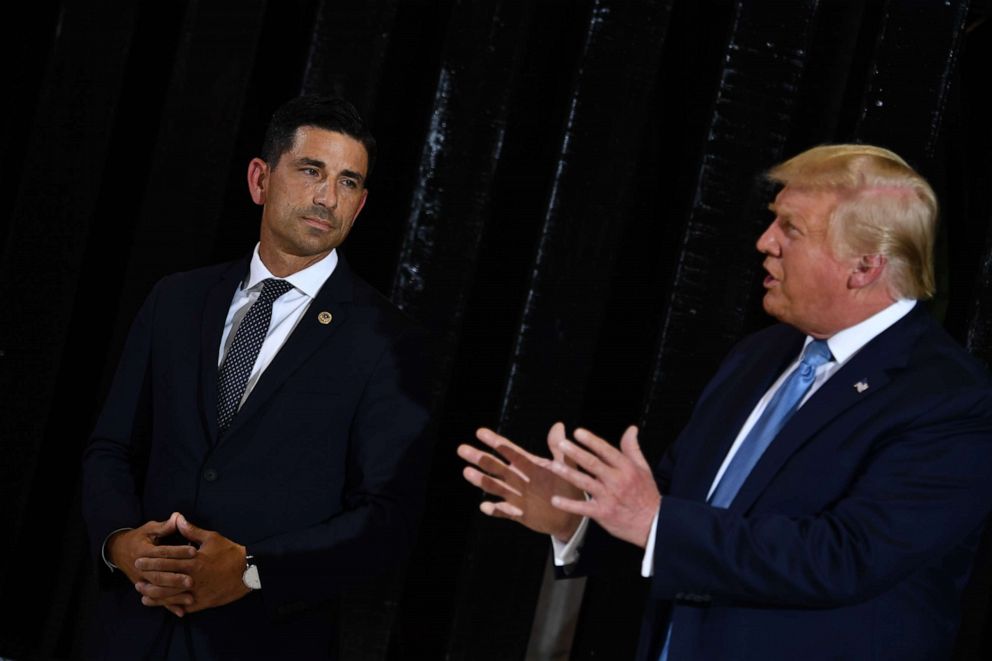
[[134, 514, 250, 614], [457, 422, 584, 541], [547, 426, 661, 548], [107, 513, 196, 617]]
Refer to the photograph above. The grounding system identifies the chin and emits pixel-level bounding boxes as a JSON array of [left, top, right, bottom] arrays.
[[762, 300, 789, 325]]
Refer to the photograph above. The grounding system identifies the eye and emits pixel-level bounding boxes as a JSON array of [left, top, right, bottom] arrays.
[[301, 167, 320, 177], [778, 217, 800, 236], [340, 178, 359, 190]]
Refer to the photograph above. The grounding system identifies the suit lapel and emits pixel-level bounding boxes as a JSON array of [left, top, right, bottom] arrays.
[[218, 257, 355, 444], [728, 305, 928, 513], [199, 259, 248, 446]]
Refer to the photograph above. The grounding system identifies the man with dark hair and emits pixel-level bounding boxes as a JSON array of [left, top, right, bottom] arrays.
[[460, 144, 992, 660], [82, 95, 431, 660]]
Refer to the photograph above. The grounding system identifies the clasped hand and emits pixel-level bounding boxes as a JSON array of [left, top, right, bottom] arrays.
[[457, 422, 661, 549], [108, 512, 250, 617]]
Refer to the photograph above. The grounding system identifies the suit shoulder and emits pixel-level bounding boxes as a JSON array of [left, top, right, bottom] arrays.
[[154, 260, 240, 291], [348, 273, 426, 336], [906, 314, 991, 387]]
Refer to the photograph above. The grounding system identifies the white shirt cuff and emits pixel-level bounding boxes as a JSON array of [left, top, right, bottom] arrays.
[[551, 515, 590, 566], [640, 508, 660, 577]]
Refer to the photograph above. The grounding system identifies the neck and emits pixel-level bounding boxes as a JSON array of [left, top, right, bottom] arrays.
[[258, 243, 330, 278], [808, 295, 897, 339]]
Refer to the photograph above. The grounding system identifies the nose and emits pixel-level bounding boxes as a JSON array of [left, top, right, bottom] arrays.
[[756, 221, 780, 256], [313, 179, 336, 209]]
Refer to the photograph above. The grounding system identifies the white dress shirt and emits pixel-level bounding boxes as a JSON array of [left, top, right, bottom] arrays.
[[552, 299, 917, 576], [218, 244, 338, 406]]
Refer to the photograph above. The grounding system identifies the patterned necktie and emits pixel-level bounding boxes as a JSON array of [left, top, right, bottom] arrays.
[[708, 339, 833, 508], [216, 278, 293, 432]]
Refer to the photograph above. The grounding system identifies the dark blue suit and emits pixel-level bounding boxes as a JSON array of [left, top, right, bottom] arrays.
[[82, 256, 432, 660], [579, 305, 992, 660]]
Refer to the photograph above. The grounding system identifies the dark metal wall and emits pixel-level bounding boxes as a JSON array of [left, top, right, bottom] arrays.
[[1, 1, 990, 659]]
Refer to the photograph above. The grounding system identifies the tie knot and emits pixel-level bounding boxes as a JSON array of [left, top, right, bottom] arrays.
[[800, 339, 832, 370], [259, 278, 293, 303]]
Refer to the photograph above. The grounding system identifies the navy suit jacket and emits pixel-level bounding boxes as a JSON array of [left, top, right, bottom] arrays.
[[82, 256, 432, 660], [577, 304, 992, 660]]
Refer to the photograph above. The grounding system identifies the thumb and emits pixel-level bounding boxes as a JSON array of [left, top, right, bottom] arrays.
[[620, 426, 650, 470], [148, 511, 180, 536], [547, 421, 567, 462], [176, 515, 208, 544]]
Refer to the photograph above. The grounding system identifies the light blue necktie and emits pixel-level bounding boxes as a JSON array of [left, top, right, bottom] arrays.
[[708, 339, 832, 508], [659, 339, 832, 660]]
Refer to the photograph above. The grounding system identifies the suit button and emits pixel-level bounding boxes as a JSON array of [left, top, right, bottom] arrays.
[[203, 468, 218, 482]]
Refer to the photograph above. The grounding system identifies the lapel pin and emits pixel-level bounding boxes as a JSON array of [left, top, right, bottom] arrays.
[[317, 311, 333, 325], [854, 380, 869, 393]]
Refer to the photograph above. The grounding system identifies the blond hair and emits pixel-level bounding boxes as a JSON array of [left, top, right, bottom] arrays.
[[768, 144, 938, 300]]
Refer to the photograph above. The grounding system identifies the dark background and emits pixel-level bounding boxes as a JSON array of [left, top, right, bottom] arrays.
[[2, 0, 992, 659]]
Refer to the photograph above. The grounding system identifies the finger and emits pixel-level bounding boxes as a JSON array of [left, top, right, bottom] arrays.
[[573, 428, 626, 467], [456, 443, 497, 468], [136, 570, 193, 590], [493, 442, 553, 473], [176, 515, 209, 544], [138, 544, 197, 559], [619, 426, 650, 470], [140, 592, 193, 608], [480, 500, 524, 518], [550, 495, 599, 518], [476, 428, 543, 464], [462, 466, 522, 500], [146, 512, 181, 537], [135, 557, 196, 573], [556, 437, 615, 482], [458, 444, 512, 479], [165, 604, 185, 618], [460, 444, 527, 484], [550, 460, 605, 497], [477, 452, 528, 485], [547, 422, 567, 462], [136, 579, 192, 599]]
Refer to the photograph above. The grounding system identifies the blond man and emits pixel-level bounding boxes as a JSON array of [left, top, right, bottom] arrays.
[[461, 145, 992, 660]]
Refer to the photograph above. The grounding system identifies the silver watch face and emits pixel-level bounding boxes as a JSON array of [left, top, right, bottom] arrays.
[[243, 564, 261, 590]]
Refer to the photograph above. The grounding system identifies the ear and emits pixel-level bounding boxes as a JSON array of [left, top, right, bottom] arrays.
[[247, 158, 269, 206], [848, 254, 886, 289]]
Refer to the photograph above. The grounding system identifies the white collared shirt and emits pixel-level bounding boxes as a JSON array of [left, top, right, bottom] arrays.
[[552, 299, 918, 574], [218, 244, 338, 408]]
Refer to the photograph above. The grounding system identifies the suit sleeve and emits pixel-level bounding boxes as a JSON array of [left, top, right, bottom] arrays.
[[247, 325, 434, 616], [649, 387, 992, 608], [81, 282, 160, 572]]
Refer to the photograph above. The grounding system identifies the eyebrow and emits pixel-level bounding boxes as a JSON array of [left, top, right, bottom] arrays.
[[291, 157, 366, 184], [293, 156, 325, 168], [339, 169, 366, 184]]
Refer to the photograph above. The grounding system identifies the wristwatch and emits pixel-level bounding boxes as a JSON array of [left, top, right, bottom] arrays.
[[243, 554, 261, 590]]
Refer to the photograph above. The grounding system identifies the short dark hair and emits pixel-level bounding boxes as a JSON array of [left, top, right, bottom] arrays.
[[260, 95, 377, 177]]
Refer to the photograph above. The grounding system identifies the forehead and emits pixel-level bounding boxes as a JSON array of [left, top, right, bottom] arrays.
[[772, 186, 839, 233], [285, 126, 369, 174]]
